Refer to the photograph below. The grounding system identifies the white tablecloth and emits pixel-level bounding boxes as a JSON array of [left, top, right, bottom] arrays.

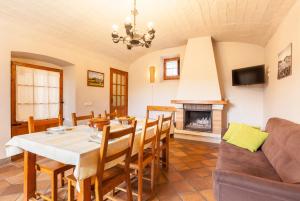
[[5, 120, 155, 190]]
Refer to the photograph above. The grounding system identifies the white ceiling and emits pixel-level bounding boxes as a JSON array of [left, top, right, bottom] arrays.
[[0, 0, 296, 63]]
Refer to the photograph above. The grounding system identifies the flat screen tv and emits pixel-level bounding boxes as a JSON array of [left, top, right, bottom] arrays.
[[232, 65, 265, 86]]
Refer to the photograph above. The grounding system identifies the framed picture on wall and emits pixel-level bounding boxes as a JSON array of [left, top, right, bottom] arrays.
[[87, 70, 104, 87], [278, 43, 292, 79]]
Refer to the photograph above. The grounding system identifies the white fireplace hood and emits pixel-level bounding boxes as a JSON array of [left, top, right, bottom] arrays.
[[175, 36, 221, 101]]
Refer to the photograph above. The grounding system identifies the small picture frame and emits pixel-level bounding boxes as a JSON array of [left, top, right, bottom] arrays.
[[278, 43, 292, 79], [87, 70, 104, 87]]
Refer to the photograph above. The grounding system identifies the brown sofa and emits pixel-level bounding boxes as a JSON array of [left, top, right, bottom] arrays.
[[213, 118, 300, 201]]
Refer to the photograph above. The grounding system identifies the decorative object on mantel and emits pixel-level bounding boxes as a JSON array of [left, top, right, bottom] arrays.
[[87, 70, 104, 87], [111, 0, 156, 50], [278, 43, 292, 79]]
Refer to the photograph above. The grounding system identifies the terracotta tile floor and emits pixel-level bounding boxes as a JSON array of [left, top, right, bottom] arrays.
[[0, 139, 219, 201]]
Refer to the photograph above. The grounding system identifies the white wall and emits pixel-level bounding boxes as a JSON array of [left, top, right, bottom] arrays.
[[128, 46, 186, 117], [176, 37, 221, 100], [0, 20, 128, 159], [129, 42, 265, 127], [264, 0, 300, 124], [214, 42, 265, 127]]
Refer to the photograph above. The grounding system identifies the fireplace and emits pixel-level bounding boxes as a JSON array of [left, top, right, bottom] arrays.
[[183, 104, 212, 132]]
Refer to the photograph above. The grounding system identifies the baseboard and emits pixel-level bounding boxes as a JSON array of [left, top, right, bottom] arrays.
[[174, 129, 221, 144]]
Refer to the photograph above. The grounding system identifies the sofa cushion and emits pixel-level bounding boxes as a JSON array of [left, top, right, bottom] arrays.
[[216, 141, 281, 181], [262, 118, 300, 183], [227, 124, 268, 152]]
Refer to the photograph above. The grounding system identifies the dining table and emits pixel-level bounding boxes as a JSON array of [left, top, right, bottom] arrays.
[[5, 119, 159, 201]]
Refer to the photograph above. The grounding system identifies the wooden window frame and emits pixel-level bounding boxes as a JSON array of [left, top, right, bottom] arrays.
[[11, 61, 63, 125], [163, 57, 180, 80]]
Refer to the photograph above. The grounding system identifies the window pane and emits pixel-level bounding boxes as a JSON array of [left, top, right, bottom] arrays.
[[48, 72, 60, 87], [17, 104, 34, 122], [122, 75, 125, 85], [121, 96, 125, 106], [117, 85, 121, 95], [113, 84, 116, 95], [49, 104, 59, 118], [49, 88, 59, 103], [166, 68, 178, 76], [34, 69, 48, 86], [166, 60, 177, 69], [16, 66, 33, 85], [17, 86, 33, 104], [117, 96, 121, 106], [34, 104, 49, 119], [165, 59, 179, 77], [122, 86, 125, 95], [113, 96, 116, 106], [34, 87, 48, 103], [117, 74, 121, 84], [15, 65, 61, 121], [113, 73, 117, 84]]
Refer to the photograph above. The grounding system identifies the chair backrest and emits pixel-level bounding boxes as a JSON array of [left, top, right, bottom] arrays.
[[146, 105, 176, 121], [139, 118, 159, 162], [158, 115, 173, 142], [28, 114, 63, 133], [97, 120, 137, 181], [72, 111, 95, 126], [104, 109, 118, 120]]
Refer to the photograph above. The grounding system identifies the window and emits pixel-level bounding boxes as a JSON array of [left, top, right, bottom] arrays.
[[163, 57, 180, 80], [11, 62, 63, 123]]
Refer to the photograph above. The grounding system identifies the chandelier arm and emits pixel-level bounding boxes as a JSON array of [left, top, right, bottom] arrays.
[[111, 0, 155, 50]]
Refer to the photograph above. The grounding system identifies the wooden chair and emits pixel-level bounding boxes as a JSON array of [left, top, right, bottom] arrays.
[[71, 111, 95, 126], [156, 115, 172, 171], [28, 115, 74, 201], [128, 118, 159, 201], [105, 109, 118, 120], [146, 105, 176, 137], [67, 121, 137, 201]]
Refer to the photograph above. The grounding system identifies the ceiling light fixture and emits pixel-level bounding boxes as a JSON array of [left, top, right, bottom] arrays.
[[111, 0, 156, 50]]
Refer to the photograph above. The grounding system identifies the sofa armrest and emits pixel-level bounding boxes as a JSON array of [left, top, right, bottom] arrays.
[[213, 169, 300, 201]]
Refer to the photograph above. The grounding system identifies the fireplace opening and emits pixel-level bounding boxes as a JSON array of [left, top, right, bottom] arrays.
[[183, 104, 212, 132]]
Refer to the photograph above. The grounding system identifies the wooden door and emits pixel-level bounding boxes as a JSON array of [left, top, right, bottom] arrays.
[[110, 68, 128, 116]]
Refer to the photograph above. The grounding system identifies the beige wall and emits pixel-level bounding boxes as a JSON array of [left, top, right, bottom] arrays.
[[129, 42, 265, 127], [0, 20, 127, 159], [176, 37, 221, 100], [214, 42, 265, 127], [264, 0, 300, 124], [128, 46, 186, 117]]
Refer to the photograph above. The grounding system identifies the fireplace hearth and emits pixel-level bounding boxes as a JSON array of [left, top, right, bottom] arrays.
[[183, 104, 212, 132]]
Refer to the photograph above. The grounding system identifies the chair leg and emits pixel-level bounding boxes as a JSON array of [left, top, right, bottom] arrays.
[[156, 150, 161, 182], [165, 142, 169, 170], [125, 170, 133, 201], [138, 168, 143, 201], [68, 180, 74, 201], [51, 173, 58, 201], [61, 172, 65, 187], [151, 160, 155, 193], [95, 178, 103, 201]]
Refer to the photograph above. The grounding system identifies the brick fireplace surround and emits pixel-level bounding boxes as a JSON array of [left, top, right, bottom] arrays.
[[171, 100, 227, 143]]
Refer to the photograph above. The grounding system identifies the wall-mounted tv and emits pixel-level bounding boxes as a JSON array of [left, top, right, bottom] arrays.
[[232, 65, 265, 86]]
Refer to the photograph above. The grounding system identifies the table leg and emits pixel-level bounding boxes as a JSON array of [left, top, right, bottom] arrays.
[[77, 178, 91, 201], [24, 151, 36, 201]]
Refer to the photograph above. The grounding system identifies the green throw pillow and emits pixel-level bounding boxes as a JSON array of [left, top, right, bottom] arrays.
[[227, 124, 268, 152], [223, 123, 243, 141], [223, 122, 261, 141]]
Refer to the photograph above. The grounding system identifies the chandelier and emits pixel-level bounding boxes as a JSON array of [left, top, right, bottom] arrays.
[[111, 0, 156, 50]]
